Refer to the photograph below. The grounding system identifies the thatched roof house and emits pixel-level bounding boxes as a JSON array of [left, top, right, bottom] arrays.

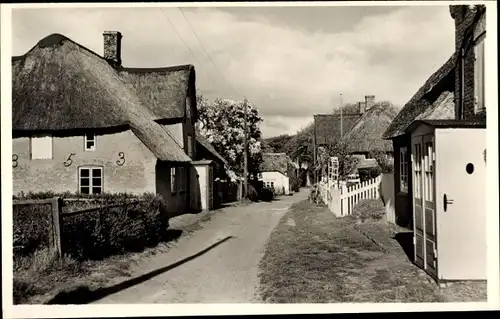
[[12, 33, 194, 162], [261, 153, 288, 175], [313, 114, 361, 146], [382, 54, 456, 140], [342, 102, 399, 154]]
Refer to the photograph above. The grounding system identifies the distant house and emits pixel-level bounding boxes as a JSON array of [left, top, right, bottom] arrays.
[[342, 102, 398, 173], [382, 5, 487, 283], [259, 153, 294, 195], [12, 31, 209, 216], [313, 95, 376, 182]]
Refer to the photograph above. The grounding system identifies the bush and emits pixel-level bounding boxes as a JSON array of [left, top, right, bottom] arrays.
[[13, 192, 170, 262], [61, 193, 169, 261], [260, 186, 275, 202], [13, 203, 53, 258], [369, 150, 394, 174], [352, 199, 386, 222], [358, 166, 382, 182], [290, 176, 301, 192]]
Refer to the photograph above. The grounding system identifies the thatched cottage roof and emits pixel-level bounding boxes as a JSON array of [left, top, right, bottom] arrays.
[[314, 113, 361, 146], [342, 103, 398, 153], [12, 33, 191, 162], [196, 134, 229, 165], [118, 64, 195, 120], [382, 54, 457, 140], [261, 153, 288, 175]]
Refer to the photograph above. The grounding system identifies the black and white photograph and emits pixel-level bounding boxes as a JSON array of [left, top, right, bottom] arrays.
[[1, 1, 498, 317]]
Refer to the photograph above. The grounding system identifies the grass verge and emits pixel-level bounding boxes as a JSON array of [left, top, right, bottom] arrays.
[[257, 199, 487, 303]]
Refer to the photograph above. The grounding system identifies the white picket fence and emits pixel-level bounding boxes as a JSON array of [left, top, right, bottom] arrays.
[[318, 176, 382, 217]]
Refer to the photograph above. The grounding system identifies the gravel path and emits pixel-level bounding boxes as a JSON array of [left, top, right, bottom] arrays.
[[92, 189, 310, 304]]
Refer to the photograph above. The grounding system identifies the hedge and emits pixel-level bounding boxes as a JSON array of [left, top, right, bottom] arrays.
[[13, 192, 170, 262]]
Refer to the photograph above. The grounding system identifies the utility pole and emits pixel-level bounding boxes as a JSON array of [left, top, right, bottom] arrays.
[[340, 93, 343, 139], [243, 97, 248, 199]]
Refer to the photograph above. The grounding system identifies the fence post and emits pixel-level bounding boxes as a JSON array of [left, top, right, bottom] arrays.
[[51, 197, 63, 258]]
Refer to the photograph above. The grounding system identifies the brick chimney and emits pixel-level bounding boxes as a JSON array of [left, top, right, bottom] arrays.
[[103, 31, 122, 67], [358, 101, 366, 114], [365, 95, 375, 110]]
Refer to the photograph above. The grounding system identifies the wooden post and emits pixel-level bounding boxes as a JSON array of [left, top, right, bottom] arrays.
[[243, 98, 248, 199], [51, 197, 63, 258]]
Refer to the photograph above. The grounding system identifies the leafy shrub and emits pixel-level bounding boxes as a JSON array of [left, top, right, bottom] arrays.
[[260, 186, 275, 202], [13, 192, 170, 262], [61, 193, 169, 261], [358, 166, 382, 182], [369, 150, 394, 174], [290, 176, 301, 192], [13, 203, 53, 258], [352, 199, 386, 222]]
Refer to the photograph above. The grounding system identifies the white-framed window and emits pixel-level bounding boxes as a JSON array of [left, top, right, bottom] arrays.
[[474, 12, 486, 114], [31, 134, 53, 159], [171, 167, 177, 193], [84, 133, 96, 151], [400, 147, 408, 193], [79, 166, 103, 195]]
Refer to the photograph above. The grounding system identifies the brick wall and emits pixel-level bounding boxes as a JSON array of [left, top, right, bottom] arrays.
[[451, 4, 486, 120], [12, 129, 157, 195]]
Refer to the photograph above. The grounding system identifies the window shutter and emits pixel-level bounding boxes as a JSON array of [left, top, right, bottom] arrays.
[[31, 135, 53, 159]]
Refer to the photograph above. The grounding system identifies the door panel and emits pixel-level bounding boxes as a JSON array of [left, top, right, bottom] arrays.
[[412, 137, 425, 268], [423, 135, 437, 277]]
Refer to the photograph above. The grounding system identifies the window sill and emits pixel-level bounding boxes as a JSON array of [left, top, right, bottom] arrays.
[[474, 108, 486, 116], [396, 191, 408, 196]]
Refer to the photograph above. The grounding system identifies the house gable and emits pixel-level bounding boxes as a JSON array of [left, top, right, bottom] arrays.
[[11, 33, 191, 163]]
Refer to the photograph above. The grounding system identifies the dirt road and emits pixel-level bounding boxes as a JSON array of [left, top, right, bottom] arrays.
[[92, 189, 310, 304]]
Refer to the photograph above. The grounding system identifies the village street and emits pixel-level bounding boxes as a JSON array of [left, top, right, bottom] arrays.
[[91, 190, 310, 304]]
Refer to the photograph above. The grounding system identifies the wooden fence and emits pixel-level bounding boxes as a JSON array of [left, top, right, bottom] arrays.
[[319, 176, 382, 217], [13, 197, 143, 258]]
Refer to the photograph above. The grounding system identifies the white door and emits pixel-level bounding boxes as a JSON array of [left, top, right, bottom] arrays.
[[435, 128, 487, 280]]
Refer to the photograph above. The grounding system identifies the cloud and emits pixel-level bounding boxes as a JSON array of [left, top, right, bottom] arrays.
[[11, 5, 455, 138]]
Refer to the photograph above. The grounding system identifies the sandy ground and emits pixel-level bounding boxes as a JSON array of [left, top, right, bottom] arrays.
[[92, 189, 310, 304]]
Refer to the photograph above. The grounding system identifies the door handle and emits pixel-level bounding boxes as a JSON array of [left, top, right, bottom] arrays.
[[443, 194, 454, 212]]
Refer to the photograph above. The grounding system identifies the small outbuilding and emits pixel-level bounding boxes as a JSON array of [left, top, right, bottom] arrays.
[[405, 119, 486, 283]]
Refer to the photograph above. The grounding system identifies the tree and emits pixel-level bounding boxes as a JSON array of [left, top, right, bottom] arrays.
[[332, 102, 361, 116], [264, 134, 294, 154], [196, 94, 264, 182]]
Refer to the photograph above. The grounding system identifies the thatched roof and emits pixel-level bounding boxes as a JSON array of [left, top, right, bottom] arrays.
[[118, 65, 195, 120], [342, 103, 398, 153], [382, 54, 456, 140], [261, 153, 288, 175], [314, 113, 361, 146], [12, 33, 191, 162], [196, 134, 228, 165]]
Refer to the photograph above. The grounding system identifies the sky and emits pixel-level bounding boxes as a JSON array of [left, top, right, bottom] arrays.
[[11, 4, 456, 138]]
